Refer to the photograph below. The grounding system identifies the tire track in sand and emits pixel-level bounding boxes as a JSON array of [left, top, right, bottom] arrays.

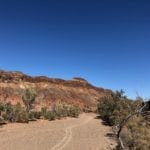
[[51, 116, 93, 150]]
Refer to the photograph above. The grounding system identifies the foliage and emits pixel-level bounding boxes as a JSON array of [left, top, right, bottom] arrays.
[[0, 103, 28, 123], [68, 105, 80, 118], [97, 90, 132, 125], [32, 111, 41, 119], [44, 110, 57, 121], [22, 88, 37, 113], [0, 101, 80, 126], [0, 102, 5, 112], [12, 103, 28, 123], [55, 104, 80, 118], [97, 90, 150, 150], [42, 104, 80, 120], [0, 116, 5, 125], [122, 116, 150, 150], [41, 107, 48, 118]]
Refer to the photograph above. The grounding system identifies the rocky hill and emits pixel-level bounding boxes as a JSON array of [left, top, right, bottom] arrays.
[[0, 70, 112, 111]]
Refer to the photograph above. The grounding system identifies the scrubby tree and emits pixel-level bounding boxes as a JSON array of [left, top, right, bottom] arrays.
[[97, 90, 129, 125], [97, 90, 150, 150], [22, 88, 37, 113], [68, 105, 80, 118], [0, 103, 28, 123]]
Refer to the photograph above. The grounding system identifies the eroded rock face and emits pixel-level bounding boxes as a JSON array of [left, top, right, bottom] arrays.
[[0, 70, 112, 111]]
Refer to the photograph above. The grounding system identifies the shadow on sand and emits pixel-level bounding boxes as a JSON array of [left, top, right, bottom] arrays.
[[95, 115, 116, 139], [94, 115, 112, 126]]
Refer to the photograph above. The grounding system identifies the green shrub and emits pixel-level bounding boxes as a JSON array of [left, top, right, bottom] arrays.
[[41, 107, 48, 118], [97, 90, 150, 150], [40, 105, 80, 121], [120, 116, 150, 150], [56, 105, 69, 118], [68, 105, 80, 118], [29, 111, 41, 120], [28, 111, 35, 121], [22, 88, 37, 113], [0, 102, 81, 125], [0, 116, 5, 125], [0, 102, 6, 124], [13, 103, 28, 123], [41, 107, 56, 121], [45, 111, 56, 121], [2, 103, 14, 122], [97, 90, 134, 125], [33, 111, 41, 119], [97, 96, 116, 125], [3, 103, 28, 123], [0, 102, 5, 112], [14, 109, 28, 123]]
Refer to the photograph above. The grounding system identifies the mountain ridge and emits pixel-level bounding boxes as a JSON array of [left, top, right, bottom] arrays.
[[0, 70, 112, 111]]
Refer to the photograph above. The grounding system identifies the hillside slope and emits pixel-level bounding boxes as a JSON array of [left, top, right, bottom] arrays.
[[0, 70, 111, 110]]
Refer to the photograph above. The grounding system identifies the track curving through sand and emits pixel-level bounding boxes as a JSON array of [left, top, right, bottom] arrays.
[[0, 113, 116, 150], [51, 115, 92, 150]]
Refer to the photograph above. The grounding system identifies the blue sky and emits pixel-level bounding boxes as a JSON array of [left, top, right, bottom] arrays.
[[0, 0, 150, 99]]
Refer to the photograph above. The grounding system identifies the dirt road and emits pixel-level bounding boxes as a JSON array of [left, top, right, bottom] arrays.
[[0, 113, 116, 150]]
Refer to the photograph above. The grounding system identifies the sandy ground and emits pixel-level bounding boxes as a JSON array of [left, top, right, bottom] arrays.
[[0, 113, 116, 150]]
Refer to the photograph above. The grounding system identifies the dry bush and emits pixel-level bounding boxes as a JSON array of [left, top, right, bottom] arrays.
[[97, 90, 150, 150]]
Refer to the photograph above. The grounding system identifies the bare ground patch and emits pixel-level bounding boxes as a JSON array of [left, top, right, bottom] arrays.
[[0, 113, 116, 150]]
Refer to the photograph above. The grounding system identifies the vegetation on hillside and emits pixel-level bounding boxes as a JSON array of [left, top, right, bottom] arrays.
[[0, 88, 81, 125], [97, 90, 150, 150], [0, 103, 80, 125], [22, 88, 37, 113], [1, 87, 149, 150]]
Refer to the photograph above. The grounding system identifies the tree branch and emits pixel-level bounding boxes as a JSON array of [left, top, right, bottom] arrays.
[[116, 102, 149, 150]]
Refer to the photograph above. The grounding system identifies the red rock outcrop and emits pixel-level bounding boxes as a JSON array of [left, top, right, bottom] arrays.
[[0, 70, 112, 111]]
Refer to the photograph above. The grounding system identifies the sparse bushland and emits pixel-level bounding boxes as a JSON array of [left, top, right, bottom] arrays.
[[41, 104, 81, 120], [120, 116, 150, 150], [0, 88, 81, 125], [97, 90, 150, 150], [0, 101, 81, 126]]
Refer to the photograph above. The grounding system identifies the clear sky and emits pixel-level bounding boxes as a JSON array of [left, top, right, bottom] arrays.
[[0, 0, 150, 99]]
